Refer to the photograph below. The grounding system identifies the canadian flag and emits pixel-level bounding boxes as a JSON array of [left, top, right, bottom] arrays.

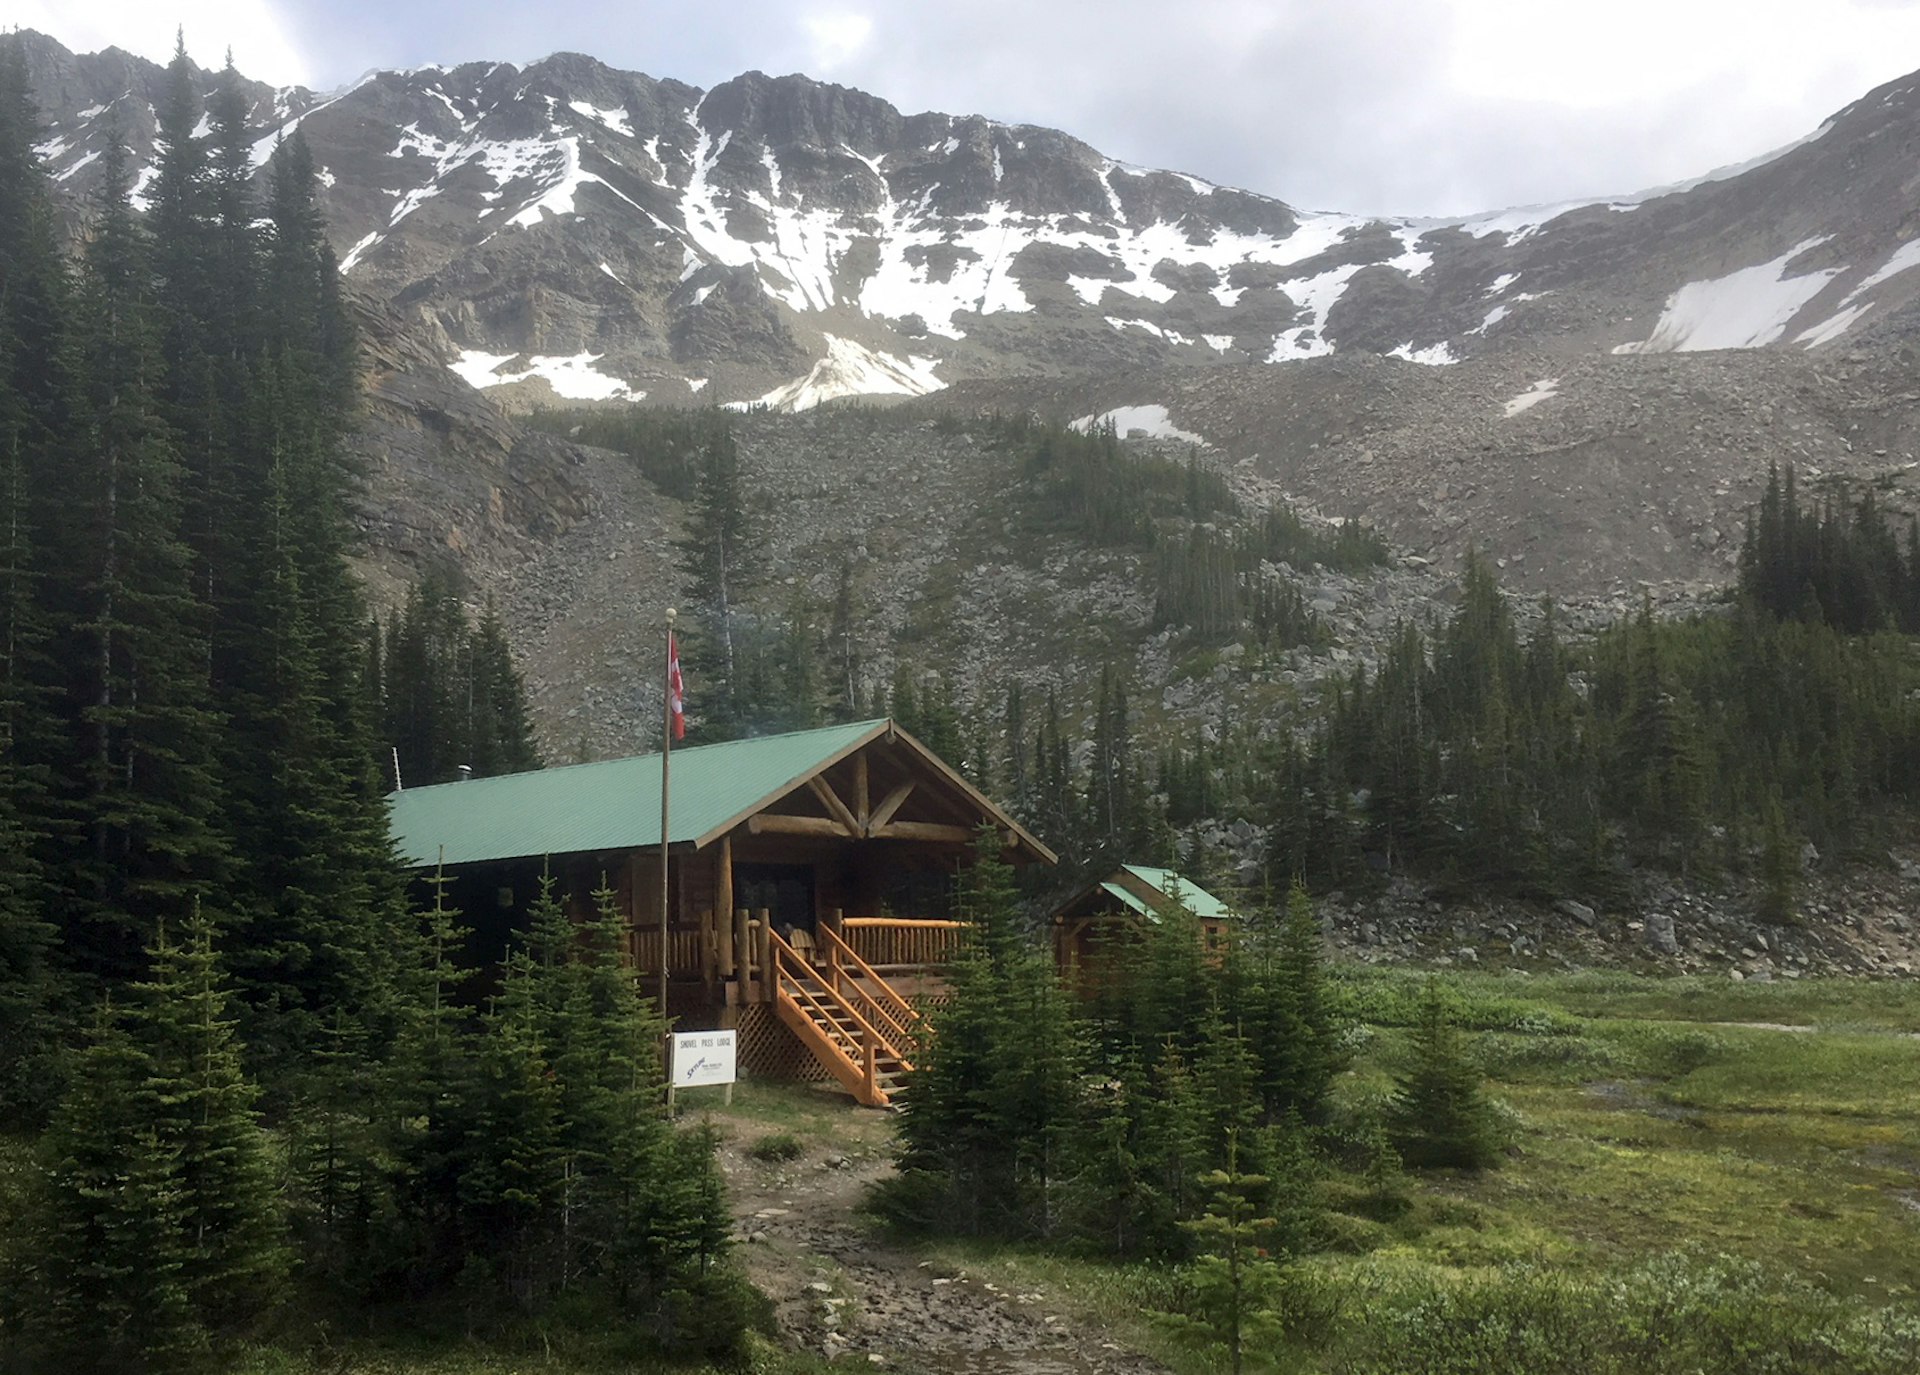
[[667, 632, 686, 740]]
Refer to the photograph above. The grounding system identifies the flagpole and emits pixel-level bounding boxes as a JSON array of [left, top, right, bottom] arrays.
[[659, 608, 675, 1026]]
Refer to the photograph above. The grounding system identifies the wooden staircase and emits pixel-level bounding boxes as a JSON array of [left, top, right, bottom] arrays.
[[767, 923, 928, 1108]]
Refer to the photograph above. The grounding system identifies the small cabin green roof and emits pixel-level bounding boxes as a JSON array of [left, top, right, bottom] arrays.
[[1121, 866, 1236, 921], [1099, 880, 1153, 917], [388, 719, 886, 867], [1052, 865, 1239, 927]]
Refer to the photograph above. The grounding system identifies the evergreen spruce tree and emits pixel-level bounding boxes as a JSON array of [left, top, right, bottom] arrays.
[[50, 119, 228, 985], [26, 1010, 204, 1371], [675, 425, 760, 724], [1253, 882, 1343, 1125], [467, 598, 541, 776], [1757, 791, 1800, 926], [1004, 678, 1029, 817], [363, 865, 478, 1296], [0, 42, 62, 1113], [133, 905, 286, 1331], [462, 951, 564, 1307], [569, 884, 681, 1301], [644, 1124, 743, 1355], [1617, 600, 1708, 872], [214, 129, 403, 1061], [828, 555, 864, 720], [1192, 1003, 1262, 1163], [1138, 1040, 1211, 1238], [894, 830, 1086, 1238], [1260, 1111, 1325, 1258], [383, 574, 466, 783], [1090, 663, 1135, 852], [1158, 1129, 1284, 1375], [1067, 1064, 1166, 1257], [1388, 980, 1503, 1171], [379, 575, 543, 784]]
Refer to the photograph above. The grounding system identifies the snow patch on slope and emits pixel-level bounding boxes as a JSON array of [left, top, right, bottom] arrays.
[[1454, 199, 1636, 244], [450, 349, 640, 400], [568, 100, 634, 137], [744, 335, 944, 411], [1263, 216, 1436, 360], [339, 230, 384, 274], [1070, 404, 1206, 446], [54, 150, 99, 182], [1796, 305, 1870, 348], [1795, 238, 1920, 346], [1503, 378, 1561, 418], [1850, 237, 1920, 296], [1389, 341, 1459, 366], [1613, 238, 1838, 354]]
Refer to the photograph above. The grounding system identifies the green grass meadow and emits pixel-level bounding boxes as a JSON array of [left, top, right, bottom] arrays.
[[931, 968, 1920, 1373]]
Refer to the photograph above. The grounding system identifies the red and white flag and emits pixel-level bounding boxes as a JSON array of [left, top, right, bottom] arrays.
[[667, 631, 686, 740]]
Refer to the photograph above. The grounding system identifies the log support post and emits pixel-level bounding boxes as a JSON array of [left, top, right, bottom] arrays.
[[715, 834, 735, 976], [757, 907, 774, 999]]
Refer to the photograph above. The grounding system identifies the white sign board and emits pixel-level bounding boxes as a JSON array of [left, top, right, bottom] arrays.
[[672, 1029, 737, 1088]]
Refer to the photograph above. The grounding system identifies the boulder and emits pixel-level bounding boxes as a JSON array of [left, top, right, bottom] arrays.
[[1554, 898, 1598, 928]]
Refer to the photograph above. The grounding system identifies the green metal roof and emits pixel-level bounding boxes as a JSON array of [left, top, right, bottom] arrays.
[[1122, 865, 1237, 921], [387, 719, 886, 867], [1099, 880, 1153, 917]]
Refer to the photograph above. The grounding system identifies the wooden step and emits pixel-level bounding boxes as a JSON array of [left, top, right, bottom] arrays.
[[770, 944, 931, 1108]]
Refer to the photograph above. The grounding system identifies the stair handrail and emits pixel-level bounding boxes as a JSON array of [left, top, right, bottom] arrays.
[[839, 917, 969, 928], [815, 921, 925, 1057], [766, 927, 911, 1071], [768, 953, 882, 1105]]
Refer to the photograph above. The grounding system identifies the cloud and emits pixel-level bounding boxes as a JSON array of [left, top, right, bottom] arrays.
[[13, 0, 316, 85], [787, 0, 1920, 214], [801, 11, 874, 75], [25, 0, 1920, 215]]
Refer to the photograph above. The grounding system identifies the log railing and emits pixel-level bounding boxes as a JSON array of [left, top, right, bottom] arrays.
[[628, 927, 705, 978], [841, 916, 969, 972]]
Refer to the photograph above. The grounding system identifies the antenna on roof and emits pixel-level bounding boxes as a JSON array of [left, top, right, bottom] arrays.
[[392, 746, 403, 792]]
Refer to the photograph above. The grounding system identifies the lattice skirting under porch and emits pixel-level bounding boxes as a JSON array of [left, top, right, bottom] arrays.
[[734, 990, 953, 1084], [735, 1003, 830, 1083]]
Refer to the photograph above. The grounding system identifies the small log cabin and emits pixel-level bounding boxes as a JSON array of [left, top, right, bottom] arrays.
[[387, 717, 1055, 1106], [1051, 864, 1240, 991]]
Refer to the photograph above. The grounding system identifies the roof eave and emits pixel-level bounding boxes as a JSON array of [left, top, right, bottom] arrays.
[[881, 721, 1059, 865], [688, 719, 892, 850]]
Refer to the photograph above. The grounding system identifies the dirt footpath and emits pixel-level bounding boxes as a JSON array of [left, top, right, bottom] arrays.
[[709, 1096, 1170, 1374]]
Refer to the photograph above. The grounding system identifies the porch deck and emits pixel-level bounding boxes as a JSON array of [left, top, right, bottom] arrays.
[[630, 910, 968, 1107], [628, 909, 969, 995]]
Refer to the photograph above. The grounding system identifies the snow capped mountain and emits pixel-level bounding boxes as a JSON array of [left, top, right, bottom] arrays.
[[24, 35, 1920, 410]]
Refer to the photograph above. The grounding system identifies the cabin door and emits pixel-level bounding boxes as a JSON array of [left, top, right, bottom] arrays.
[[736, 862, 816, 936]]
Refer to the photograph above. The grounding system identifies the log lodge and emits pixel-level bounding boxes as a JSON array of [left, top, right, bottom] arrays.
[[386, 718, 1055, 1106]]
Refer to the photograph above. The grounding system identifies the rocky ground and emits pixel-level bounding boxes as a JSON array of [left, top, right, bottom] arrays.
[[1320, 858, 1920, 981], [715, 1103, 1169, 1374]]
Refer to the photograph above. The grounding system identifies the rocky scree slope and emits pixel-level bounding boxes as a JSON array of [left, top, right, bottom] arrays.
[[940, 330, 1920, 598]]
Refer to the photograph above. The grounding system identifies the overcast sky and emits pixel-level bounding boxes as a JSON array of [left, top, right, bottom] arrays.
[[16, 0, 1920, 215]]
